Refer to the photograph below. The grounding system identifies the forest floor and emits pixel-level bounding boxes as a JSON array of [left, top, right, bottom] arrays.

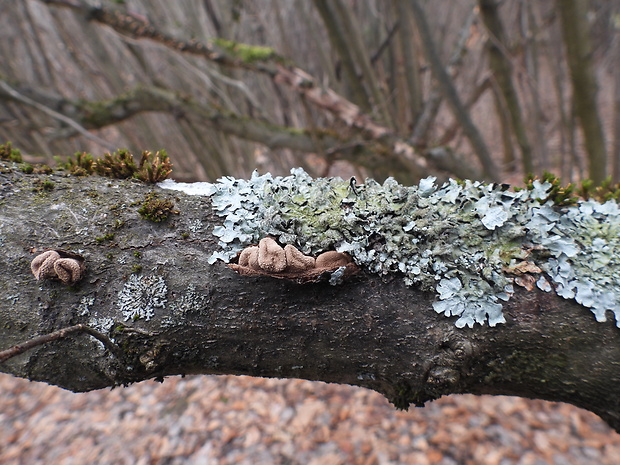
[[1, 373, 619, 465]]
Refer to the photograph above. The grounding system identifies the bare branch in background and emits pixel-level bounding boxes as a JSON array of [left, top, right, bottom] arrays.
[[409, 0, 500, 181], [0, 79, 116, 150], [557, 0, 608, 184], [478, 0, 534, 174], [0, 0, 615, 185]]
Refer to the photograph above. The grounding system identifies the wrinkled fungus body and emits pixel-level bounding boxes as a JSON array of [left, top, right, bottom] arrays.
[[31, 249, 85, 285], [228, 237, 358, 284], [160, 169, 620, 328]]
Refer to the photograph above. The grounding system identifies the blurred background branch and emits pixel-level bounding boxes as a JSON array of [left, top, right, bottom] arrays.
[[0, 0, 616, 185]]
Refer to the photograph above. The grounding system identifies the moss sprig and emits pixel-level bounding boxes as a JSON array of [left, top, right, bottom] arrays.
[[20, 163, 34, 174], [578, 177, 620, 203], [522, 172, 620, 206], [523, 171, 578, 206], [32, 179, 55, 192], [212, 38, 278, 63], [135, 150, 173, 183], [93, 149, 137, 179], [138, 192, 179, 222], [57, 151, 96, 176], [0, 141, 23, 162], [57, 148, 173, 183]]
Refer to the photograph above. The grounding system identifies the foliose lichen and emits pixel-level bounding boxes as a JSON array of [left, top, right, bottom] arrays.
[[160, 169, 620, 328], [117, 274, 168, 321]]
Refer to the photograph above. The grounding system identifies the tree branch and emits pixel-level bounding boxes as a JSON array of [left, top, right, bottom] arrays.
[[40, 0, 391, 141], [0, 324, 122, 364], [1, 161, 619, 431], [409, 0, 500, 181], [2, 78, 479, 181], [0, 79, 116, 150], [32, 0, 488, 182]]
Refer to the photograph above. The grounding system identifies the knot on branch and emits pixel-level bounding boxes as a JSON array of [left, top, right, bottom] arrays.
[[31, 250, 86, 285], [228, 237, 359, 284]]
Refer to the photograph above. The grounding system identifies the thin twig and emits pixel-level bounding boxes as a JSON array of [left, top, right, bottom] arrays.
[[0, 324, 123, 364]]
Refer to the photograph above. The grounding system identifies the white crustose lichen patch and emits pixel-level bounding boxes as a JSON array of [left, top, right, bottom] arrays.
[[117, 274, 168, 321], [77, 295, 95, 316], [88, 317, 115, 334], [170, 284, 209, 316], [160, 170, 620, 328]]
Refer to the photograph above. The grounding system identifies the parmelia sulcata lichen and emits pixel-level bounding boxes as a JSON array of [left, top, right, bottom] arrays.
[[160, 169, 620, 328], [117, 274, 168, 321]]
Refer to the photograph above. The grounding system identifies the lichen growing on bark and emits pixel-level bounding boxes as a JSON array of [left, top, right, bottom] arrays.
[[160, 170, 620, 328], [117, 274, 168, 321]]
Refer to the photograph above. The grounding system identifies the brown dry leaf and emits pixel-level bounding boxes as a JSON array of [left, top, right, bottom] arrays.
[[2, 372, 620, 464], [504, 260, 543, 275], [515, 274, 537, 291]]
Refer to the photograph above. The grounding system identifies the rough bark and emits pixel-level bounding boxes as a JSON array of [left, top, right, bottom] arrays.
[[1, 162, 620, 433]]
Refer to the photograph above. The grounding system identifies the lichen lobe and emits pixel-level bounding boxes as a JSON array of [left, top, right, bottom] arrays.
[[117, 274, 168, 321], [160, 169, 620, 328]]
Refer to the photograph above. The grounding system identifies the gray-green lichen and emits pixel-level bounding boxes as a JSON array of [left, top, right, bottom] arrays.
[[170, 284, 209, 316], [77, 295, 95, 316], [88, 317, 115, 334], [117, 274, 167, 321], [160, 170, 620, 328]]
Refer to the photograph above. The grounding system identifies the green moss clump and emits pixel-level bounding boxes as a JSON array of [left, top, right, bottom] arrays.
[[578, 177, 620, 203], [213, 38, 277, 63], [95, 232, 115, 243], [0, 141, 23, 162], [135, 150, 173, 183], [32, 179, 55, 192], [42, 180, 55, 191], [20, 163, 34, 174], [523, 171, 578, 206], [93, 149, 137, 179], [138, 192, 179, 223], [523, 172, 620, 205], [57, 148, 173, 183], [36, 165, 53, 174], [57, 151, 96, 176]]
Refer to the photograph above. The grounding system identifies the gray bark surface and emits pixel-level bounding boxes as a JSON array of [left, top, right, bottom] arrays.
[[1, 163, 619, 432]]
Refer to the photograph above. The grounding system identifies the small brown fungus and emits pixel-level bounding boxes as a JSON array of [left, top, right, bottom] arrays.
[[257, 237, 287, 272], [54, 258, 85, 285], [315, 250, 353, 268], [228, 237, 358, 284], [31, 249, 86, 285], [31, 250, 61, 281], [238, 245, 259, 267], [284, 244, 315, 272]]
